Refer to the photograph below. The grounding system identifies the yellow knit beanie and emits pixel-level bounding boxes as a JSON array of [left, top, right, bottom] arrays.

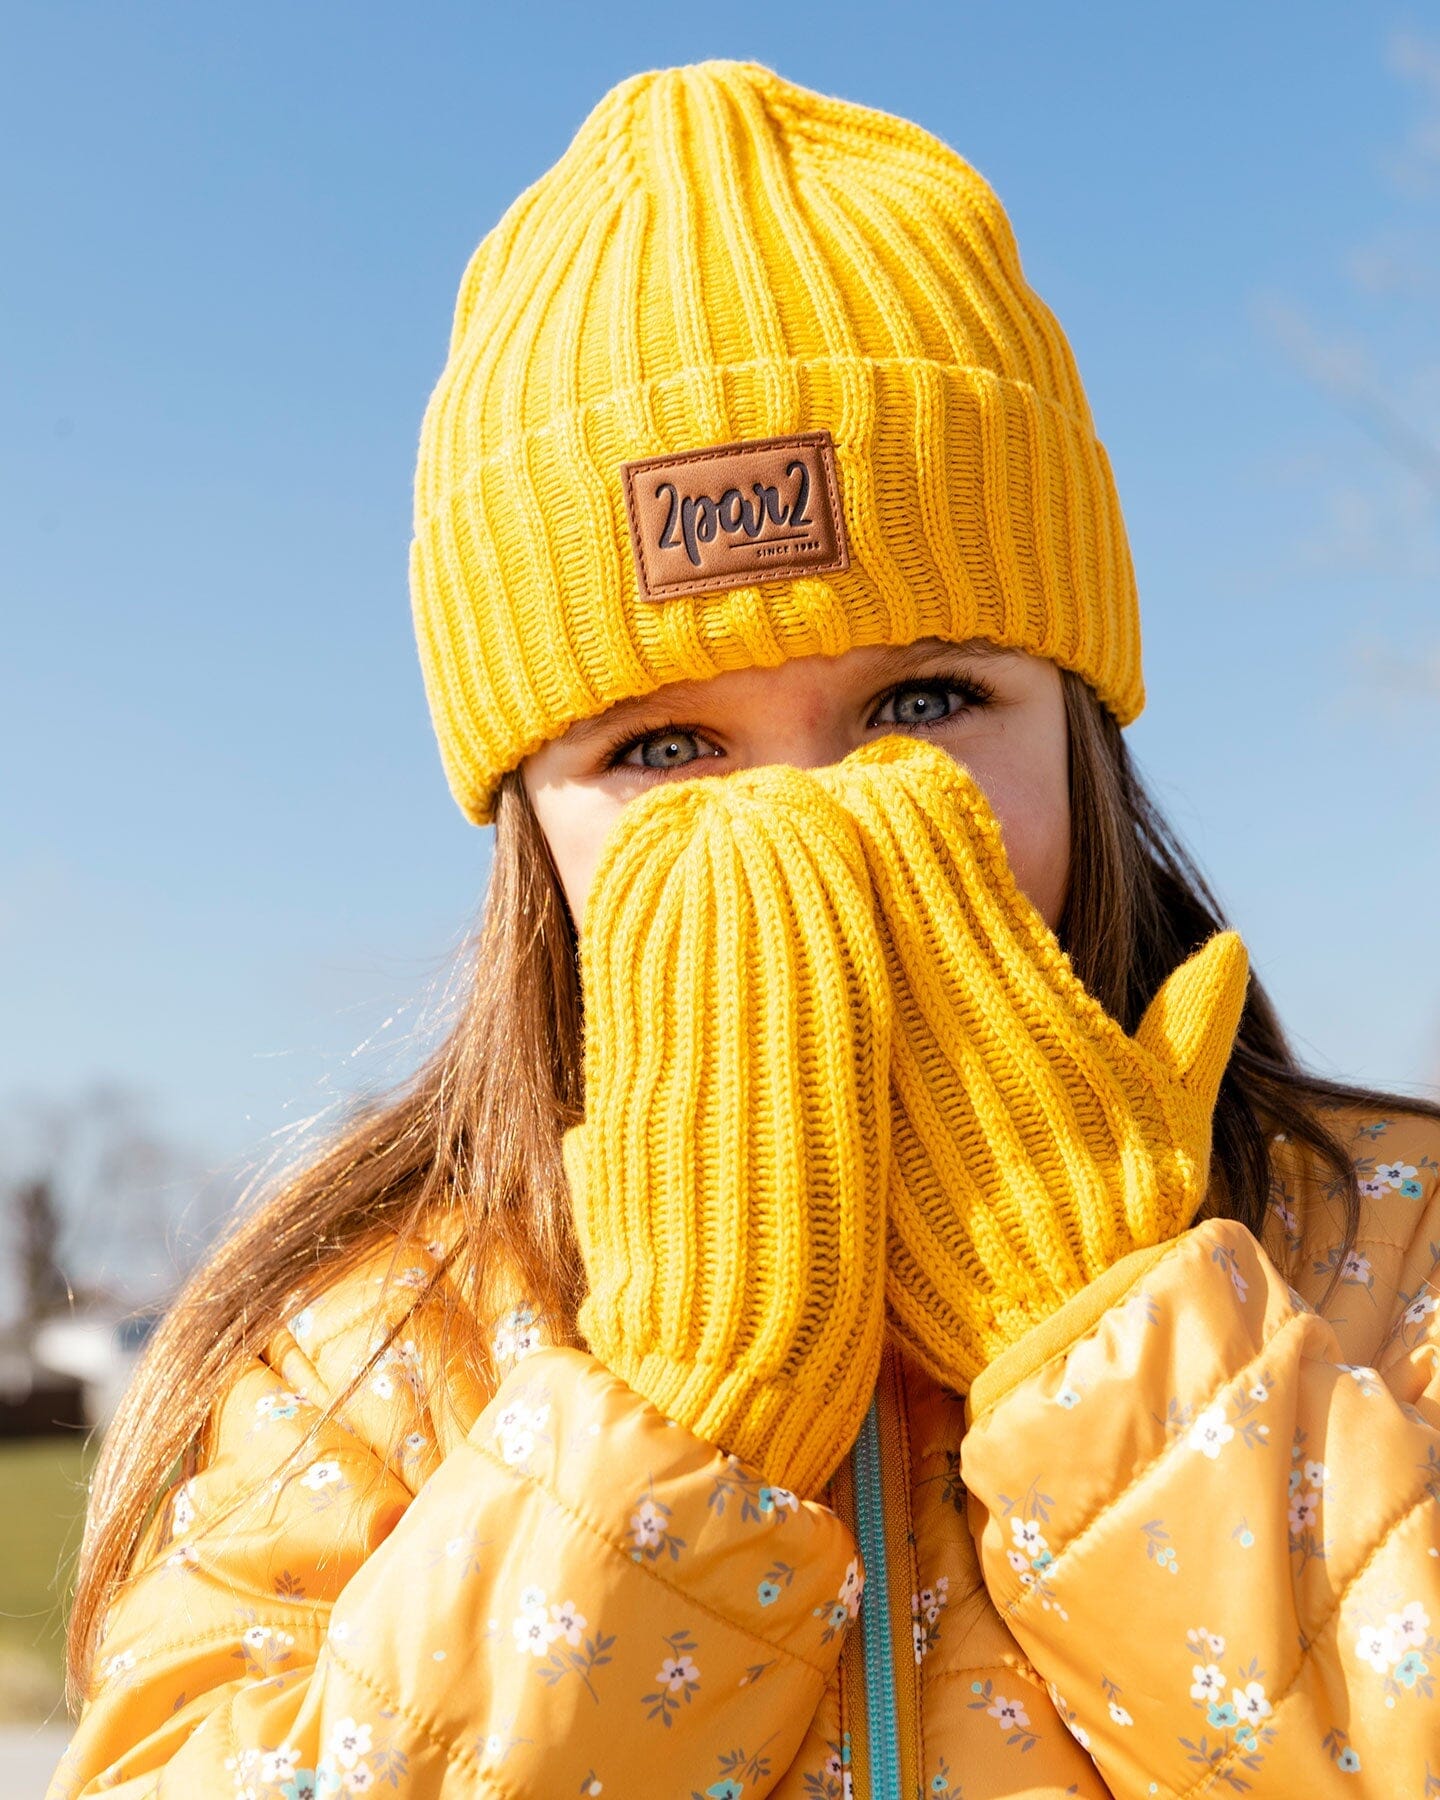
[[411, 60, 1143, 826]]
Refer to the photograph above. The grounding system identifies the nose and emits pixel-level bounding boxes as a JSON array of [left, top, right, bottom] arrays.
[[723, 689, 856, 773], [734, 731, 856, 773]]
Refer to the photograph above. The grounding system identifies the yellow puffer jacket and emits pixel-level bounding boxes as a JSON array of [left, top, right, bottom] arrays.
[[49, 1104, 1440, 1799]]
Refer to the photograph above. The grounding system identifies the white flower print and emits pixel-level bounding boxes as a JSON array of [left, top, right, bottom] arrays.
[[1188, 1406, 1234, 1459], [1010, 1517, 1049, 1559], [644, 1628, 703, 1721], [656, 1652, 700, 1692], [549, 1600, 586, 1647], [236, 1621, 294, 1675], [1405, 1294, 1440, 1326], [1304, 1460, 1329, 1488], [839, 1557, 864, 1618], [512, 1602, 555, 1656], [1055, 1384, 1082, 1409], [255, 1391, 305, 1422], [260, 1749, 301, 1784], [1340, 1250, 1372, 1284], [1007, 1549, 1030, 1575], [1355, 1624, 1399, 1673], [987, 1694, 1030, 1730], [328, 1718, 372, 1769], [910, 1574, 950, 1661], [629, 1497, 665, 1553], [346, 1764, 375, 1793], [1288, 1489, 1320, 1531], [1388, 1601, 1430, 1648], [368, 1337, 423, 1401], [1190, 1663, 1226, 1701], [1187, 1627, 1227, 1659], [1338, 1364, 1381, 1396], [518, 1583, 545, 1611], [504, 1425, 535, 1464], [1376, 1161, 1418, 1190], [1233, 1681, 1272, 1725], [494, 1401, 526, 1436], [100, 1650, 136, 1683], [171, 1481, 198, 1534], [224, 1750, 261, 1799], [300, 1460, 343, 1491], [492, 1304, 542, 1365], [1108, 1702, 1134, 1727], [288, 1307, 314, 1340], [494, 1398, 549, 1468]]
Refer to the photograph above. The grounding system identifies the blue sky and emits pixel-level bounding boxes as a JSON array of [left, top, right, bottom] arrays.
[[3, 4, 1438, 1284]]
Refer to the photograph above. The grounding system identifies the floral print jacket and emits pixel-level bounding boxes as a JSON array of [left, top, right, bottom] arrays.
[[48, 1104, 1440, 1799]]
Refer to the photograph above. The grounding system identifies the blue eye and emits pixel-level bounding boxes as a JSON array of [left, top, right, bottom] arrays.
[[882, 680, 964, 723], [634, 730, 706, 770], [871, 676, 993, 730], [599, 724, 717, 773], [600, 672, 995, 775]]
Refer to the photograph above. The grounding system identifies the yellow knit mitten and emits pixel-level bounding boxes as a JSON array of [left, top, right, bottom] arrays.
[[813, 736, 1250, 1393], [562, 763, 892, 1499]]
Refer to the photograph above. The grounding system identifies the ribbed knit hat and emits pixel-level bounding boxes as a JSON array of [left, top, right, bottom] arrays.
[[410, 60, 1143, 826]]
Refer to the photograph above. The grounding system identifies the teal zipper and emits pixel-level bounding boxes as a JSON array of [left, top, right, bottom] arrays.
[[852, 1395, 901, 1798]]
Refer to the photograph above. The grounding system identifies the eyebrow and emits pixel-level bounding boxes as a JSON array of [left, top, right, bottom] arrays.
[[561, 636, 1013, 745]]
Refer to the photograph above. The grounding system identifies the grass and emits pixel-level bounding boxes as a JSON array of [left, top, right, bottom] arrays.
[[0, 1437, 95, 1722]]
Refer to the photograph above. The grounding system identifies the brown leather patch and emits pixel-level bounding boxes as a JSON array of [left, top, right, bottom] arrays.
[[622, 430, 849, 601]]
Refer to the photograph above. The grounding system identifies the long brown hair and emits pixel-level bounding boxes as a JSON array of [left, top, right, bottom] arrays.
[[66, 668, 1440, 1703]]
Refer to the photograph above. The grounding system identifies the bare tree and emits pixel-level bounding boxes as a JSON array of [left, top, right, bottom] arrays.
[[0, 1085, 229, 1328], [12, 1176, 69, 1325]]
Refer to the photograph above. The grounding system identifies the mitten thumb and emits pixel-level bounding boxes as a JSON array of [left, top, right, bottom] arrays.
[[1133, 930, 1249, 1114]]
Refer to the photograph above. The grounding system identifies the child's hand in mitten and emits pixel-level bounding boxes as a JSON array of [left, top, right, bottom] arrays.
[[813, 735, 1249, 1395], [562, 762, 892, 1498]]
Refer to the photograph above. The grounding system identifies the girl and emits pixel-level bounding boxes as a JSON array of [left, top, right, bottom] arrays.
[[51, 59, 1440, 1800]]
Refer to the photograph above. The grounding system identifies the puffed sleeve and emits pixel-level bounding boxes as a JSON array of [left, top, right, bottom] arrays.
[[961, 1139, 1440, 1797], [48, 1246, 862, 1799]]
